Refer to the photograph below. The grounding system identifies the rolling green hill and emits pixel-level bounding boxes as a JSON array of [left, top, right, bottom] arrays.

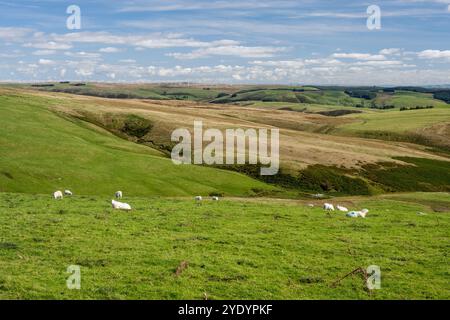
[[0, 90, 273, 197], [1, 86, 449, 197], [14, 83, 450, 112], [211, 88, 360, 106]]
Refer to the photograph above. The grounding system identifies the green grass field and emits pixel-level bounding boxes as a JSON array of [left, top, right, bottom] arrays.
[[0, 192, 448, 299], [374, 91, 448, 109], [0, 91, 273, 197], [13, 83, 225, 101], [337, 108, 450, 133]]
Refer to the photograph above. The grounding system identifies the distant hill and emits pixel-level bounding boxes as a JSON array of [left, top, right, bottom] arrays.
[[0, 88, 273, 197], [14, 82, 450, 108]]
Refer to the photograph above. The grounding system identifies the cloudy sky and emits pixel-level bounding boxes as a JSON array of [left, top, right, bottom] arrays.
[[1, 0, 450, 85]]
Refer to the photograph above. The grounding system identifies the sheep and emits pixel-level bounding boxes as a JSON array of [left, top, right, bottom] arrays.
[[111, 199, 131, 211], [346, 209, 369, 218], [115, 191, 123, 199], [195, 196, 202, 201], [346, 211, 358, 218], [336, 205, 348, 212], [64, 190, 73, 196], [53, 191, 63, 200], [211, 196, 219, 201], [358, 209, 369, 218], [323, 203, 335, 211]]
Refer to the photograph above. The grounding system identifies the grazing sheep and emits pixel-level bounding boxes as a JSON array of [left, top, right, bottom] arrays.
[[111, 199, 131, 211], [64, 190, 73, 196], [359, 209, 369, 218], [53, 191, 63, 200], [195, 196, 202, 201], [323, 203, 335, 211], [346, 209, 369, 218], [212, 196, 219, 201], [336, 205, 348, 212], [346, 211, 358, 218], [115, 191, 123, 199]]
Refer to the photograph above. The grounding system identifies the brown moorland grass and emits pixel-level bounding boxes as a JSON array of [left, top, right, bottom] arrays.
[[7, 87, 446, 173]]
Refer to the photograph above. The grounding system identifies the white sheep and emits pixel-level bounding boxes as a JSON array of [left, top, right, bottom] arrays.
[[346, 209, 369, 218], [195, 196, 202, 201], [64, 190, 73, 196], [115, 191, 123, 199], [323, 203, 335, 211], [336, 205, 348, 212], [358, 209, 369, 218], [53, 191, 63, 200], [111, 199, 131, 211], [212, 196, 219, 201]]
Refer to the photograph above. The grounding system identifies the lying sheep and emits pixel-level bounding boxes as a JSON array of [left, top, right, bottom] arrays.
[[53, 191, 63, 200], [212, 196, 219, 201], [115, 191, 123, 199], [111, 199, 131, 211], [358, 209, 369, 218], [64, 190, 73, 196], [336, 205, 348, 212], [195, 196, 202, 201], [323, 203, 335, 211], [346, 209, 369, 218]]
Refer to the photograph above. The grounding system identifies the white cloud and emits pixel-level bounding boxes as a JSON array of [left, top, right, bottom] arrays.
[[332, 53, 386, 61], [32, 50, 57, 55], [118, 0, 298, 12], [38, 59, 55, 65], [75, 68, 94, 77], [119, 59, 136, 63], [0, 52, 24, 58], [354, 60, 403, 67], [65, 51, 102, 59], [25, 41, 72, 50], [417, 49, 450, 59], [379, 48, 402, 55], [48, 31, 241, 50], [99, 47, 123, 53], [0, 27, 32, 41], [168, 45, 286, 59], [251, 60, 305, 67]]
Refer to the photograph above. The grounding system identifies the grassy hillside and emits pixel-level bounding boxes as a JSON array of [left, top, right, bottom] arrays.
[[1, 87, 449, 196], [211, 88, 360, 106], [336, 107, 450, 150], [16, 82, 225, 101], [17, 83, 450, 109], [373, 91, 448, 109], [0, 90, 273, 197], [0, 192, 448, 299]]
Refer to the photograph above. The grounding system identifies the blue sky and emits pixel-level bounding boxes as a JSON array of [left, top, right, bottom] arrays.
[[1, 0, 450, 85]]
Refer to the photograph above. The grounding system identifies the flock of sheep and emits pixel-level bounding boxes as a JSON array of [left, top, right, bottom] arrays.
[[322, 202, 369, 218], [53, 190, 367, 217], [53, 190, 219, 211]]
